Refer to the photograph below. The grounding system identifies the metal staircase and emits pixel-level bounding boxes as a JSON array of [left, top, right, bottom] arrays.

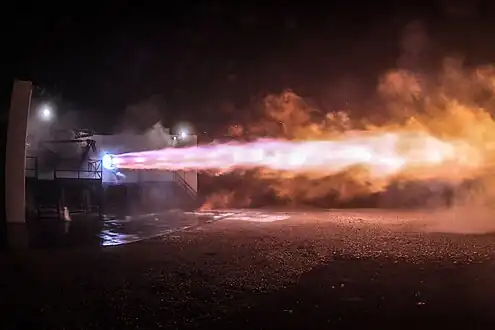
[[172, 171, 200, 210]]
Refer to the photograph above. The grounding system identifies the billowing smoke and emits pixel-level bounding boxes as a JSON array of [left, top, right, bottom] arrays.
[[397, 21, 430, 72], [117, 95, 164, 133], [116, 95, 174, 148], [27, 99, 87, 169], [200, 50, 495, 211], [109, 96, 178, 215]]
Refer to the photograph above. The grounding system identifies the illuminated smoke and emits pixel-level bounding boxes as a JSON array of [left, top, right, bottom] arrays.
[[95, 45, 495, 213]]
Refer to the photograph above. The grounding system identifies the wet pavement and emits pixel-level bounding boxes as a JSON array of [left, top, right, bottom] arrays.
[[27, 210, 200, 248], [100, 211, 199, 246], [27, 209, 309, 248]]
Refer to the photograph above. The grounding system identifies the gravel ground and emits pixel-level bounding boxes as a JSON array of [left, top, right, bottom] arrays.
[[2, 209, 495, 329]]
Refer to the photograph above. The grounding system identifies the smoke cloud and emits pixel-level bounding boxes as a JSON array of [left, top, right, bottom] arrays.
[[114, 95, 176, 149], [26, 100, 89, 169], [117, 95, 164, 133], [202, 39, 495, 213]]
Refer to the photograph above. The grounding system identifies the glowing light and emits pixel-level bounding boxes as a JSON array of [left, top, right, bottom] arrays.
[[102, 154, 114, 170], [180, 131, 187, 139], [108, 131, 479, 180], [39, 105, 53, 121]]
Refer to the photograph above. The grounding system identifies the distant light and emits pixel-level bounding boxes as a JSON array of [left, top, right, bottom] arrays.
[[174, 122, 193, 139], [39, 105, 53, 121]]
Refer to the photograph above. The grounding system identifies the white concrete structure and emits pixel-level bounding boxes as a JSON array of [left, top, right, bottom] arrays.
[[6, 80, 32, 224]]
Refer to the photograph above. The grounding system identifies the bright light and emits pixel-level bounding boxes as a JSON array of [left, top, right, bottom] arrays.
[[40, 105, 52, 121], [173, 122, 193, 139], [102, 154, 114, 170]]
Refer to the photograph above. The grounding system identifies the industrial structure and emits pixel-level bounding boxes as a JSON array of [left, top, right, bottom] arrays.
[[3, 80, 199, 248], [93, 128, 198, 216], [25, 120, 199, 221]]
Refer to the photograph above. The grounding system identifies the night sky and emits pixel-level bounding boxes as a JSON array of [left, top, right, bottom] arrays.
[[4, 0, 495, 134]]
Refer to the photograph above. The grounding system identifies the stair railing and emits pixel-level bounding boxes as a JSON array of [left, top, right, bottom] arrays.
[[172, 171, 197, 201]]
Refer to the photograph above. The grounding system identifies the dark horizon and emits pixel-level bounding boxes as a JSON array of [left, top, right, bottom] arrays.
[[4, 1, 495, 134]]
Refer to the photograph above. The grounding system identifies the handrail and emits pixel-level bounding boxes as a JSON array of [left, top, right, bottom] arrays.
[[173, 172, 196, 198], [173, 171, 197, 200], [24, 156, 102, 180]]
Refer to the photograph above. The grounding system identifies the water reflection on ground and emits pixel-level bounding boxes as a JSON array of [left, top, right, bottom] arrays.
[[186, 210, 292, 222], [27, 209, 300, 249], [24, 208, 495, 249], [28, 211, 201, 248], [100, 211, 198, 246], [98, 209, 292, 246]]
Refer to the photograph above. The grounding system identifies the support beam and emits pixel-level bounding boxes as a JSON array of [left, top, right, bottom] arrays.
[[5, 80, 32, 248], [0, 118, 7, 249]]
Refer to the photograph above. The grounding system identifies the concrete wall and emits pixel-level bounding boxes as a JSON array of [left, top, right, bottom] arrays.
[[6, 80, 32, 224]]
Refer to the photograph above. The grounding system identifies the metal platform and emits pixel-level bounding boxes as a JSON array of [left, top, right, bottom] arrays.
[[25, 157, 104, 220], [25, 156, 103, 180]]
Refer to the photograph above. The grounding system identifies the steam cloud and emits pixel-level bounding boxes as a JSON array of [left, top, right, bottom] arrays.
[[27, 100, 88, 169], [116, 95, 174, 148]]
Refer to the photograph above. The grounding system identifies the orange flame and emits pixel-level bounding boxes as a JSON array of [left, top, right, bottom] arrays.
[[115, 58, 495, 209]]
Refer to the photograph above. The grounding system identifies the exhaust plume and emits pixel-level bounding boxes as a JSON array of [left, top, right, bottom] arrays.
[[111, 56, 495, 212]]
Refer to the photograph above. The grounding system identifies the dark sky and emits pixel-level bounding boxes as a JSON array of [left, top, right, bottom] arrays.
[[3, 0, 495, 133]]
